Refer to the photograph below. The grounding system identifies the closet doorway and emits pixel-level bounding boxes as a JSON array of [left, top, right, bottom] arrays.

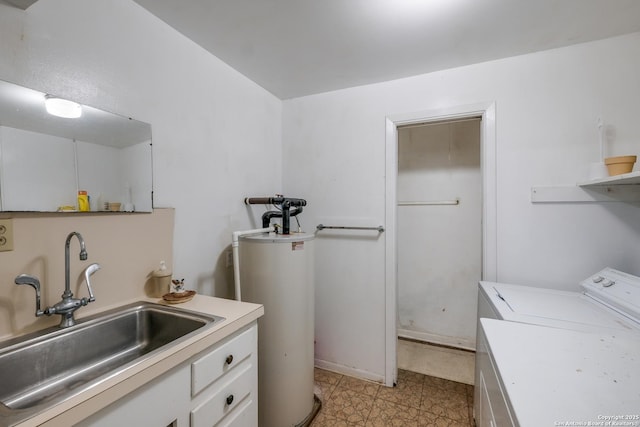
[[383, 102, 497, 387], [396, 118, 481, 350]]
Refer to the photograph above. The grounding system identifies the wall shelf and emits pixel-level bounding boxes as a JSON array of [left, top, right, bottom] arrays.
[[531, 170, 640, 203], [577, 170, 640, 187], [531, 184, 640, 203]]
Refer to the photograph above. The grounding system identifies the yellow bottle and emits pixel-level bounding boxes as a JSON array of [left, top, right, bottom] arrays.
[[77, 190, 89, 212]]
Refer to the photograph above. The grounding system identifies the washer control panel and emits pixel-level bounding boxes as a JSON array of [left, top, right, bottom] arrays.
[[592, 275, 616, 287], [582, 268, 640, 322]]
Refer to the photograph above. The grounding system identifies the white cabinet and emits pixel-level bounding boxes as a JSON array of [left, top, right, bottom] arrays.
[[75, 363, 191, 427], [77, 322, 258, 427], [190, 324, 258, 427]]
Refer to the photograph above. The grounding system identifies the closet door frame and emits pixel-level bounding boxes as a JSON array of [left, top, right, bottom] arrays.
[[384, 102, 497, 387]]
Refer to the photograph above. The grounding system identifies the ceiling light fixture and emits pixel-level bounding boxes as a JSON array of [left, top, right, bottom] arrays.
[[44, 95, 82, 118]]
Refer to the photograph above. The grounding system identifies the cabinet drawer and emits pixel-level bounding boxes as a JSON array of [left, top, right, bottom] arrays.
[[190, 362, 254, 427], [192, 324, 256, 395], [218, 397, 256, 427]]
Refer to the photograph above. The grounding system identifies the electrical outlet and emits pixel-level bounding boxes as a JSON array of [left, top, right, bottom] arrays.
[[0, 219, 14, 252], [226, 250, 234, 267]]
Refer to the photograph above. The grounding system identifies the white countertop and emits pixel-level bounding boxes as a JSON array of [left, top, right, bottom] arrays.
[[481, 318, 640, 427], [8, 295, 263, 427]]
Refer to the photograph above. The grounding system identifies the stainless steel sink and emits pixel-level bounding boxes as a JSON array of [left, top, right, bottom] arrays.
[[0, 301, 224, 426]]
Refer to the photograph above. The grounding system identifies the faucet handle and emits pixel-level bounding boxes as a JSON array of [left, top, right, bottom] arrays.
[[15, 274, 40, 289], [83, 263, 101, 303], [15, 274, 44, 316]]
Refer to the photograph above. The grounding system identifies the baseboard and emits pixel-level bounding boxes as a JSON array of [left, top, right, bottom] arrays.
[[314, 359, 386, 385], [397, 328, 475, 351], [399, 336, 475, 354]]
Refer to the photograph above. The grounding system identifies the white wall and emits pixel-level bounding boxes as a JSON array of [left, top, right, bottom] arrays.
[[0, 126, 76, 210], [120, 141, 153, 212], [0, 0, 282, 297], [397, 120, 482, 350], [75, 139, 153, 212], [282, 33, 640, 381], [76, 140, 123, 208], [0, 126, 151, 211]]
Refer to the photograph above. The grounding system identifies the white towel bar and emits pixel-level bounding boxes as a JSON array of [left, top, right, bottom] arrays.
[[397, 199, 459, 206], [316, 224, 385, 232]]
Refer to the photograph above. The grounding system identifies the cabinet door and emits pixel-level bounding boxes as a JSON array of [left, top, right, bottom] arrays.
[[191, 361, 255, 427], [190, 323, 258, 427], [75, 364, 190, 427], [191, 325, 256, 395], [217, 394, 257, 427]]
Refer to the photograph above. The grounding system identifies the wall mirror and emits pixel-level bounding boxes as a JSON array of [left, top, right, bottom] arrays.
[[0, 79, 152, 212]]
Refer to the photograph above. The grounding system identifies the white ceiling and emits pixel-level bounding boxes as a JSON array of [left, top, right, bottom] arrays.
[[137, 1, 639, 99]]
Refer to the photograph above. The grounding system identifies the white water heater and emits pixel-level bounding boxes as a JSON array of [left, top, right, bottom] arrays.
[[239, 232, 315, 427]]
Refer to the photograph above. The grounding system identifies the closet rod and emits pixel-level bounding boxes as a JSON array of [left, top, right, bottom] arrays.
[[397, 199, 460, 206], [316, 224, 385, 232], [397, 116, 481, 130]]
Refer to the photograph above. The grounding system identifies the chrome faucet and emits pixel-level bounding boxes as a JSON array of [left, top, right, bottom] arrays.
[[15, 231, 101, 328], [64, 232, 87, 299]]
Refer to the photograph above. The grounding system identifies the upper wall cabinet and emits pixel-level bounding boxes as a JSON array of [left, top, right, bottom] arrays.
[[0, 79, 152, 212]]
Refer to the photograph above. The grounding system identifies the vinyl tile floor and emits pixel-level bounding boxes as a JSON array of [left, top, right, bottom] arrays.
[[311, 368, 475, 427]]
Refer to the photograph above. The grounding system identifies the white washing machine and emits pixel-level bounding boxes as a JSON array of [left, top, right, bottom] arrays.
[[474, 268, 640, 427], [478, 267, 640, 333]]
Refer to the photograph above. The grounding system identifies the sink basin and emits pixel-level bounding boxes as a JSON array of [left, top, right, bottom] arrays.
[[0, 301, 223, 425]]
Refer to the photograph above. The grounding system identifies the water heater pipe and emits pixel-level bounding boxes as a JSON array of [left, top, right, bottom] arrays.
[[231, 225, 275, 301], [245, 197, 307, 235]]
